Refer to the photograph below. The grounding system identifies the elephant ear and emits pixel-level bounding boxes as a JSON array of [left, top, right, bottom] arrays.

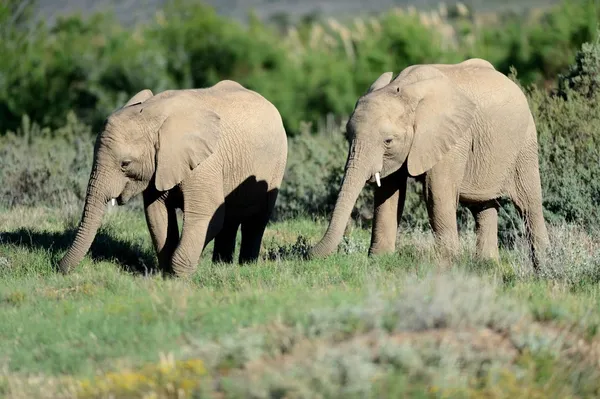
[[154, 108, 222, 191], [123, 89, 154, 107], [403, 67, 475, 177], [366, 72, 394, 94]]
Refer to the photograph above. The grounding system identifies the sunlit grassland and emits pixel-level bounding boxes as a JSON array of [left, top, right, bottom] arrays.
[[1, 206, 600, 398]]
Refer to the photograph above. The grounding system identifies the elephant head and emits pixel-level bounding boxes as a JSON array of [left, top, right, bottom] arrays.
[[310, 66, 475, 257], [59, 89, 222, 272]]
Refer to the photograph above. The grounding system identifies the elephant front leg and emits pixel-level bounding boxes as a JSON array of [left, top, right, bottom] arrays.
[[171, 216, 210, 277], [143, 190, 180, 275], [369, 169, 406, 256], [171, 180, 225, 277], [423, 176, 460, 263]]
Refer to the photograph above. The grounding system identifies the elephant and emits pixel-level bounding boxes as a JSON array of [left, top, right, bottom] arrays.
[[309, 58, 549, 268], [59, 80, 288, 277]]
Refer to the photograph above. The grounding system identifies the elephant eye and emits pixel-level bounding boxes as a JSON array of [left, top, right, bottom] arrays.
[[384, 138, 393, 145], [121, 160, 132, 169]]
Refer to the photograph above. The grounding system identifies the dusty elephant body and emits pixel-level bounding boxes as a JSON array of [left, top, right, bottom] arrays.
[[310, 58, 549, 268], [59, 80, 288, 277]]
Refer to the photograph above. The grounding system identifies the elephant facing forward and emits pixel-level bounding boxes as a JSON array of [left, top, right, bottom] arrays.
[[59, 80, 288, 277], [310, 58, 549, 268]]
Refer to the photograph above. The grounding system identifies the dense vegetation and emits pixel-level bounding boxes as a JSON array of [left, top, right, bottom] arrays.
[[2, 0, 600, 235], [2, 0, 598, 134], [2, 1, 600, 397]]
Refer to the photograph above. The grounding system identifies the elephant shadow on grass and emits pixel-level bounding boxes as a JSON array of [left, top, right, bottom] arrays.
[[1, 176, 283, 276], [0, 226, 158, 275]]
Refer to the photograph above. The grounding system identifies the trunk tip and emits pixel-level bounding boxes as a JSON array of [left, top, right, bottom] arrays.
[[57, 256, 76, 274], [308, 242, 333, 259]]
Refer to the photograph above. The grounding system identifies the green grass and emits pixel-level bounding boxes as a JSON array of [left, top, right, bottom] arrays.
[[1, 206, 600, 398]]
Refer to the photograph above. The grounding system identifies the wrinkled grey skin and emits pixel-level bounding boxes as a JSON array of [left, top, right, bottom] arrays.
[[59, 80, 288, 277], [310, 58, 549, 268]]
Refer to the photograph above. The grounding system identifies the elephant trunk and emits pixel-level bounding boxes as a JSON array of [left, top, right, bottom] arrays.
[[59, 168, 112, 273], [310, 144, 373, 258]]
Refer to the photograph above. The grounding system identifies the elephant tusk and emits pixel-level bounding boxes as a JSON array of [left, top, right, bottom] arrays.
[[110, 198, 116, 206], [375, 172, 381, 187]]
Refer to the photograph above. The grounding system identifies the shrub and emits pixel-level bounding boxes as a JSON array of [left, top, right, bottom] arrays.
[[1, 0, 599, 135], [525, 34, 600, 228], [274, 123, 351, 220], [3, 1, 600, 246], [304, 271, 526, 339], [470, 0, 600, 86], [0, 113, 94, 209], [557, 33, 600, 99], [509, 223, 600, 287], [76, 357, 207, 398]]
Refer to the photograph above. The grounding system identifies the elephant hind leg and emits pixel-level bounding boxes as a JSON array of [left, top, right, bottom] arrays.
[[510, 144, 550, 270], [239, 219, 268, 264], [212, 221, 240, 264], [239, 189, 279, 264], [469, 202, 500, 261]]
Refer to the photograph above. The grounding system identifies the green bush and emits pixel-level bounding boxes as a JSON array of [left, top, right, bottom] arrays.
[[516, 35, 600, 229], [534, 99, 600, 227], [275, 125, 350, 220], [3, 0, 600, 247], [469, 0, 599, 85], [1, 0, 599, 135], [557, 34, 600, 98], [0, 113, 94, 209]]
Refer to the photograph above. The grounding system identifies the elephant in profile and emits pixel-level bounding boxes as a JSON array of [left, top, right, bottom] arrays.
[[59, 80, 288, 277], [310, 58, 549, 268]]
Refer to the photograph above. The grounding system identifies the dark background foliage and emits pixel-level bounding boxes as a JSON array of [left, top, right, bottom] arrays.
[[2, 0, 600, 248]]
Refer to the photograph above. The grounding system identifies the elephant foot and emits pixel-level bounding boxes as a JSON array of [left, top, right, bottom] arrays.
[[530, 246, 549, 273], [308, 242, 333, 259], [474, 243, 500, 265], [435, 256, 454, 270], [58, 265, 72, 275], [172, 266, 195, 279], [367, 244, 396, 257], [475, 251, 500, 263], [433, 244, 459, 271], [57, 258, 74, 275], [170, 254, 197, 279], [238, 256, 259, 265], [156, 257, 175, 276]]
